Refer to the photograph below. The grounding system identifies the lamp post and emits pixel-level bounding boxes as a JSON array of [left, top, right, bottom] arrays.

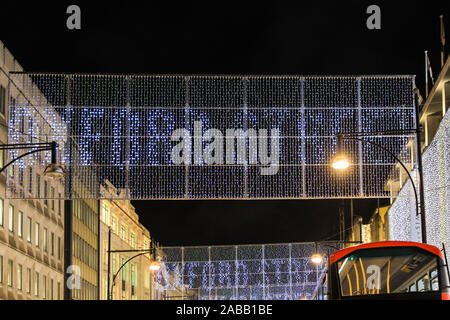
[[310, 240, 362, 300], [0, 141, 65, 178], [107, 228, 161, 300], [331, 130, 426, 244]]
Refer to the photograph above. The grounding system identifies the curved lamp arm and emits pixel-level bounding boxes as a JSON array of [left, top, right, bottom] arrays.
[[109, 250, 156, 300], [0, 147, 51, 174], [341, 135, 420, 217]]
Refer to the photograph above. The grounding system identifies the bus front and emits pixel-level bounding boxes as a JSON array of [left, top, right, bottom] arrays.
[[327, 242, 450, 300]]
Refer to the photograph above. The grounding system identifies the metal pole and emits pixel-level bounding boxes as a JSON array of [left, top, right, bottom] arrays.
[[350, 199, 354, 241], [107, 228, 112, 300], [425, 51, 429, 97], [359, 217, 363, 243], [441, 15, 446, 68], [414, 90, 427, 244]]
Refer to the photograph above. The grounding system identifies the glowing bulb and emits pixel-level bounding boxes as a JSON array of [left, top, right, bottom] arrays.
[[331, 154, 351, 170], [150, 261, 161, 271], [310, 253, 324, 264]]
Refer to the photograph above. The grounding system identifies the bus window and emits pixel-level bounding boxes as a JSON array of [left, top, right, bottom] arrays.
[[336, 247, 439, 297], [417, 274, 430, 292], [430, 269, 439, 291]]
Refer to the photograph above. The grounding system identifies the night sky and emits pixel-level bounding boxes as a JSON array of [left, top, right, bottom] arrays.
[[1, 1, 448, 246]]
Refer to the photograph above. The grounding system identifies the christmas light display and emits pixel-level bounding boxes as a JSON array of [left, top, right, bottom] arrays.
[[389, 110, 450, 249], [7, 73, 416, 200], [156, 242, 339, 300]]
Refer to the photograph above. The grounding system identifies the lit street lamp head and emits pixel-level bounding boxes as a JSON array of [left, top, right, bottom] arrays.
[[149, 260, 161, 272], [44, 141, 65, 179], [331, 154, 351, 170], [310, 253, 324, 265], [331, 133, 351, 170], [43, 163, 65, 179]]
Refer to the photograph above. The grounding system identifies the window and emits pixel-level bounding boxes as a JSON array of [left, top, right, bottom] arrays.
[[58, 237, 61, 260], [417, 274, 430, 292], [18, 211, 23, 238], [51, 187, 55, 210], [8, 204, 14, 232], [121, 225, 127, 241], [57, 282, 61, 300], [0, 85, 5, 115], [27, 217, 32, 242], [36, 175, 41, 198], [9, 163, 14, 179], [7, 260, 13, 287], [43, 228, 48, 252], [44, 180, 48, 206], [58, 193, 62, 215], [26, 268, 31, 294], [431, 268, 439, 291], [35, 222, 40, 247], [102, 203, 110, 225], [43, 275, 47, 299], [34, 272, 39, 296], [29, 168, 33, 194], [0, 256, 3, 283], [111, 216, 117, 234], [112, 254, 117, 274], [19, 167, 24, 186], [121, 257, 128, 290], [17, 264, 22, 291], [19, 113, 25, 134], [337, 247, 439, 296], [50, 278, 54, 300], [131, 264, 137, 297], [0, 145, 4, 170], [51, 232, 55, 256], [130, 232, 136, 249], [0, 198, 3, 227]]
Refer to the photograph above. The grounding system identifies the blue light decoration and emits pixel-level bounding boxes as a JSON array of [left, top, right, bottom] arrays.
[[7, 73, 416, 200], [156, 242, 337, 300]]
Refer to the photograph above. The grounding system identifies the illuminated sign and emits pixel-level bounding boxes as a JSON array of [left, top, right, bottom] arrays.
[[7, 74, 416, 200]]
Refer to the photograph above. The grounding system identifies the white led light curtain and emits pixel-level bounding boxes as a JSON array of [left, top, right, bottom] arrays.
[[157, 242, 337, 300], [389, 109, 450, 249], [7, 73, 416, 200]]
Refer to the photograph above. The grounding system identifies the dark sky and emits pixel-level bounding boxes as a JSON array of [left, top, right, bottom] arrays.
[[1, 1, 448, 246]]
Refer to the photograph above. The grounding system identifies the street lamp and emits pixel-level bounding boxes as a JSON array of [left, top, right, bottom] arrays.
[[310, 241, 362, 300], [0, 141, 65, 178], [331, 131, 426, 243], [106, 228, 161, 300]]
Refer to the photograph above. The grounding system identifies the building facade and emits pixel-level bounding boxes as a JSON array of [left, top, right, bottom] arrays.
[[0, 40, 65, 300], [388, 55, 450, 249], [98, 180, 160, 300]]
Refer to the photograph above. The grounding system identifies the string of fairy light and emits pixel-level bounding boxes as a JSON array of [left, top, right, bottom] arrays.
[[389, 109, 450, 249], [156, 242, 338, 300], [7, 73, 417, 200]]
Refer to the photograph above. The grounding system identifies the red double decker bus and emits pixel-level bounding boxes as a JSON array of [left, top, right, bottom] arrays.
[[325, 241, 450, 300]]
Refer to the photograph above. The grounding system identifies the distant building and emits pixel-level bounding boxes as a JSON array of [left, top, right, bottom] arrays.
[[98, 180, 160, 300]]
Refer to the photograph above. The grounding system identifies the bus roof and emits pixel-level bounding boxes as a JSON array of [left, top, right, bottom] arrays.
[[329, 241, 443, 264]]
